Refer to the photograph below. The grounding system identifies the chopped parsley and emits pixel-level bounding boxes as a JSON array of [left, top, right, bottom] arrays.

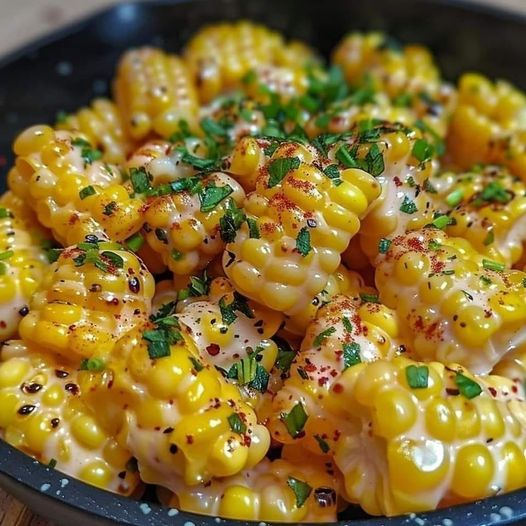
[[281, 402, 308, 438], [129, 167, 151, 194], [267, 156, 301, 188], [412, 138, 434, 163], [79, 357, 105, 372], [79, 186, 96, 200], [473, 181, 512, 207], [296, 227, 312, 257], [343, 342, 361, 369], [406, 365, 429, 388], [71, 137, 102, 165], [199, 183, 233, 213], [247, 217, 260, 239], [275, 337, 297, 374], [378, 238, 391, 254], [314, 434, 330, 454], [359, 292, 379, 304], [313, 327, 336, 347], [287, 477, 312, 508], [102, 201, 117, 216], [342, 316, 353, 333], [483, 230, 495, 246], [227, 413, 247, 434], [455, 372, 482, 399], [219, 292, 255, 325], [219, 199, 246, 243], [399, 196, 418, 214], [365, 143, 384, 176], [143, 311, 183, 360], [322, 164, 342, 186], [176, 146, 218, 171]]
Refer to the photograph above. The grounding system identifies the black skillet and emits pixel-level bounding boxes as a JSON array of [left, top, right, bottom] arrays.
[[1, 0, 526, 524]]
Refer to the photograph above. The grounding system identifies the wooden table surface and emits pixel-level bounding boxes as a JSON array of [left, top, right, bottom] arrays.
[[0, 0, 526, 524]]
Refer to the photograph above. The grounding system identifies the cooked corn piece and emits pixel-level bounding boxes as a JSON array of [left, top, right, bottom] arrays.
[[0, 340, 139, 495], [375, 228, 526, 374], [327, 121, 439, 263], [165, 458, 340, 522], [143, 172, 245, 275], [447, 73, 526, 179], [223, 141, 380, 315], [329, 356, 526, 515], [9, 126, 143, 245], [281, 265, 371, 336], [57, 98, 133, 164], [77, 324, 270, 488], [114, 47, 199, 140], [429, 165, 526, 265], [227, 136, 272, 192], [183, 21, 317, 103], [0, 204, 46, 341], [19, 239, 154, 363], [270, 294, 399, 453]]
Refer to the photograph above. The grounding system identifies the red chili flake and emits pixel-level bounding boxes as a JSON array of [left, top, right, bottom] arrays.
[[488, 387, 497, 397], [186, 435, 194, 445], [206, 343, 220, 356], [304, 363, 317, 372], [333, 383, 344, 394], [393, 176, 402, 187]]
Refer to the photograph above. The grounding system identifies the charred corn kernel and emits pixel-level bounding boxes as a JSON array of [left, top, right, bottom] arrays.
[[330, 355, 526, 516], [78, 323, 270, 489], [326, 122, 439, 264], [114, 47, 199, 140], [428, 165, 526, 265], [0, 340, 139, 494], [19, 240, 154, 363], [57, 98, 133, 164], [9, 126, 143, 245], [183, 21, 317, 103], [224, 141, 380, 315], [376, 228, 526, 374], [270, 294, 399, 453], [143, 172, 245, 275], [447, 73, 526, 179], [164, 457, 339, 522], [0, 202, 46, 341]]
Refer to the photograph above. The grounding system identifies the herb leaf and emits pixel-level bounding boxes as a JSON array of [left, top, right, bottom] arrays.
[[406, 365, 429, 388], [343, 342, 362, 369], [287, 477, 312, 508], [281, 402, 308, 438], [296, 227, 312, 257], [455, 372, 482, 399], [267, 157, 301, 188]]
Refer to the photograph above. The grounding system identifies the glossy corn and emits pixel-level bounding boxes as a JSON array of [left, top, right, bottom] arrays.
[[78, 323, 270, 489], [447, 73, 526, 179], [428, 165, 526, 265], [270, 294, 400, 453], [375, 228, 526, 374], [9, 125, 143, 245], [57, 98, 133, 164], [114, 47, 199, 140], [0, 204, 46, 341], [223, 141, 381, 315], [143, 172, 245, 275], [183, 21, 316, 103], [19, 239, 155, 363], [327, 121, 439, 263], [165, 457, 340, 522], [0, 340, 139, 494], [329, 355, 526, 515]]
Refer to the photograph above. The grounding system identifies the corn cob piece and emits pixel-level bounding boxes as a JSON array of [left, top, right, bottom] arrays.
[[328, 355, 526, 515], [0, 340, 139, 494], [143, 172, 245, 275], [282, 265, 371, 337], [183, 21, 316, 103], [56, 98, 133, 164], [223, 140, 380, 315], [325, 121, 439, 263], [375, 228, 526, 374], [78, 320, 270, 489], [0, 202, 47, 341], [164, 457, 340, 522], [428, 165, 526, 265], [270, 294, 399, 453], [447, 73, 526, 179], [19, 238, 154, 363], [114, 47, 199, 140], [9, 126, 143, 245]]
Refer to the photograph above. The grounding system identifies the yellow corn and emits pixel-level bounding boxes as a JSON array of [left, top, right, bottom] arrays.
[[77, 322, 270, 488], [114, 47, 199, 140], [9, 125, 143, 245], [447, 73, 526, 179], [143, 172, 245, 275], [429, 165, 526, 265], [223, 141, 380, 315], [375, 228, 526, 374], [56, 98, 133, 164], [19, 239, 154, 363], [183, 21, 317, 103], [0, 202, 46, 341], [165, 457, 340, 522], [0, 340, 139, 495], [329, 355, 526, 515], [270, 294, 400, 453]]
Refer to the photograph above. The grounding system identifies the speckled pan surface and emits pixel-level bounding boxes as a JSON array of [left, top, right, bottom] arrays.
[[1, 0, 526, 524]]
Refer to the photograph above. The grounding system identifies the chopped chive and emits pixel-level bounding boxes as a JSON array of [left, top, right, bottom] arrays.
[[227, 413, 247, 434], [483, 230, 495, 246], [125, 232, 145, 252], [342, 316, 353, 333], [247, 217, 260, 239], [455, 372, 482, 399], [313, 327, 336, 347], [314, 434, 330, 454], [482, 259, 505, 272], [79, 357, 105, 372], [432, 215, 451, 230], [130, 167, 151, 194], [445, 188, 464, 207], [79, 186, 96, 200], [406, 365, 429, 388], [0, 250, 14, 261], [359, 292, 379, 304]]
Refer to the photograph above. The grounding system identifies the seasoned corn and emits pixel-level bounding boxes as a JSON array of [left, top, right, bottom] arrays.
[[57, 98, 133, 164], [9, 126, 143, 245], [375, 228, 526, 374], [223, 141, 380, 315], [0, 340, 139, 494], [19, 239, 154, 363], [329, 355, 526, 515], [114, 47, 199, 140]]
